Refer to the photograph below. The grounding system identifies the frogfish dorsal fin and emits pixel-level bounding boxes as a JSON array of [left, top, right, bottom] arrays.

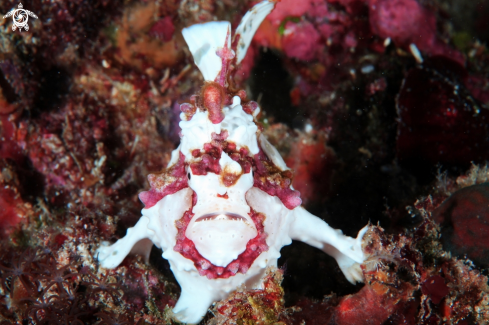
[[182, 1, 277, 81], [234, 0, 276, 64], [182, 21, 231, 82]]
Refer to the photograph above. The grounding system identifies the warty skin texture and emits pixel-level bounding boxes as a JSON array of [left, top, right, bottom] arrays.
[[97, 1, 368, 323]]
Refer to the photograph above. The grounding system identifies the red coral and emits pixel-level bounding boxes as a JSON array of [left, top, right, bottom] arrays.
[[282, 21, 321, 62], [0, 187, 23, 235], [421, 275, 449, 304], [53, 234, 68, 247], [333, 282, 415, 324], [148, 17, 175, 42], [396, 57, 489, 171], [433, 183, 489, 267], [289, 280, 418, 324], [285, 133, 336, 206]]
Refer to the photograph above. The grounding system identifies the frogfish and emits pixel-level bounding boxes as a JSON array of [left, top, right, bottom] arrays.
[[97, 1, 368, 323]]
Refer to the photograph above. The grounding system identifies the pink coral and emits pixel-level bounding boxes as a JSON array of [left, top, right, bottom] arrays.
[[369, 0, 437, 49], [285, 133, 336, 206], [282, 21, 321, 62], [368, 0, 464, 64], [267, 0, 319, 25], [149, 17, 175, 42]]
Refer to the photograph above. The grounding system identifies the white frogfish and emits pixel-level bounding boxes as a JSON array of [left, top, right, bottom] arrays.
[[97, 1, 369, 323]]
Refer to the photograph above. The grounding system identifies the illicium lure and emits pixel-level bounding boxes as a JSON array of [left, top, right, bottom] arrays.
[[97, 1, 368, 323]]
